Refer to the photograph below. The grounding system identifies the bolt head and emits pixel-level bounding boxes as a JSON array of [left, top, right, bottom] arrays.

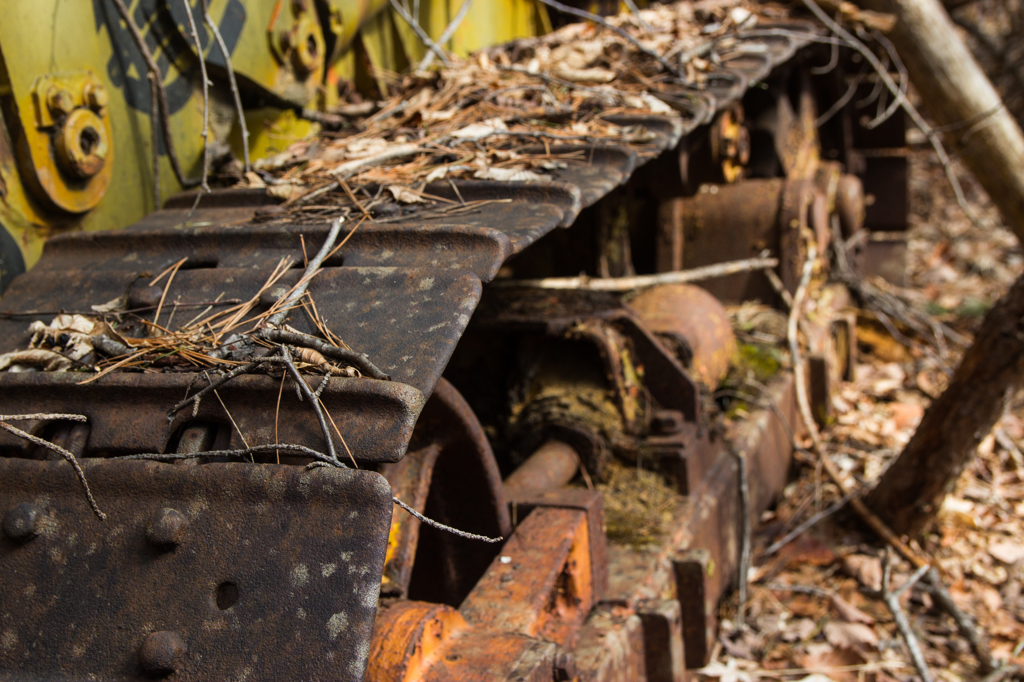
[[3, 503, 43, 541], [55, 108, 108, 178], [84, 83, 109, 110], [146, 508, 188, 547], [139, 631, 185, 674], [46, 87, 75, 115]]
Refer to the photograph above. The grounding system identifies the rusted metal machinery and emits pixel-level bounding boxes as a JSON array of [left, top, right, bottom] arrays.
[[0, 2, 903, 680]]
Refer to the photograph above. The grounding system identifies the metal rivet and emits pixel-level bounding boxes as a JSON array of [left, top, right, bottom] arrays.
[[146, 508, 188, 547], [139, 631, 185, 674], [3, 503, 43, 541]]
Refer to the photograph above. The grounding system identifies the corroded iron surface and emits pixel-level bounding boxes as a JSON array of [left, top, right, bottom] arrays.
[[0, 457, 392, 681]]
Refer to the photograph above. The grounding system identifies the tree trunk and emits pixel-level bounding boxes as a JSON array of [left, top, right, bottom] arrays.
[[859, 0, 1024, 243], [854, 0, 1024, 533], [866, 273, 1024, 534]]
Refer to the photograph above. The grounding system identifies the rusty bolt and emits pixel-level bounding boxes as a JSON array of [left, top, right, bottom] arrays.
[[46, 86, 75, 116], [84, 83, 109, 111], [290, 19, 320, 76], [55, 108, 109, 179], [139, 631, 185, 674], [3, 503, 43, 541], [146, 508, 188, 547]]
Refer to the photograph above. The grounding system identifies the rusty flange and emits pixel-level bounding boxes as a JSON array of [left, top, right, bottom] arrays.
[[626, 283, 737, 389]]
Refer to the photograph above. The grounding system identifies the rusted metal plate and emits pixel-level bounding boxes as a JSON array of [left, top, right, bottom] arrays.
[[0, 372, 423, 463], [461, 506, 594, 648], [37, 219, 514, 283], [0, 457, 392, 681], [0, 265, 479, 398]]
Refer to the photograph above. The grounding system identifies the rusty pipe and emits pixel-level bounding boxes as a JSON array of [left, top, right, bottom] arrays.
[[503, 440, 579, 499]]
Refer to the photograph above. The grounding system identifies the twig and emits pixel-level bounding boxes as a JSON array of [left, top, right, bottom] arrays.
[[392, 495, 503, 543], [800, 0, 984, 227], [280, 345, 338, 464], [416, 0, 472, 70], [493, 256, 778, 291], [389, 0, 450, 66], [875, 550, 933, 682], [153, 257, 187, 329], [737, 452, 751, 627], [980, 665, 1022, 682], [764, 488, 857, 556], [259, 328, 389, 380], [923, 567, 996, 674], [275, 369, 285, 465], [324, 143, 425, 180], [180, 0, 210, 196], [148, 72, 161, 209], [211, 384, 250, 454], [202, 0, 250, 172], [109, 0, 199, 188], [788, 242, 930, 569], [865, 29, 907, 129], [264, 216, 344, 329], [115, 443, 343, 466], [622, 0, 652, 33], [535, 0, 683, 80], [0, 416, 105, 520], [168, 356, 288, 416], [762, 255, 794, 308]]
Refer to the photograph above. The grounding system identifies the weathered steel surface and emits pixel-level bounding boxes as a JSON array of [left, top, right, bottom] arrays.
[[627, 283, 738, 389], [0, 457, 392, 681], [0, 372, 423, 463], [502, 440, 579, 499], [382, 378, 509, 604], [461, 507, 594, 647]]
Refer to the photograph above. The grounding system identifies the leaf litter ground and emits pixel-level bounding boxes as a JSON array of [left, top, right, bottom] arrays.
[[702, 150, 1024, 682]]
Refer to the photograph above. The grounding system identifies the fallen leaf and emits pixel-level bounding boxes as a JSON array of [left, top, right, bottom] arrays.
[[695, 658, 753, 682], [451, 118, 508, 139], [266, 184, 301, 201], [841, 554, 882, 592], [782, 534, 838, 569], [797, 646, 865, 682], [989, 541, 1024, 565], [91, 295, 128, 313], [780, 617, 817, 642], [830, 592, 876, 624], [0, 349, 73, 372], [473, 167, 547, 182], [889, 402, 924, 430], [386, 186, 426, 204], [824, 621, 879, 650]]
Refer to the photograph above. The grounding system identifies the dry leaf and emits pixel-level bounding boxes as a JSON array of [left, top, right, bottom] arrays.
[[0, 349, 74, 372], [473, 167, 547, 182], [841, 554, 883, 592], [824, 621, 879, 650], [267, 184, 301, 201], [387, 186, 426, 204], [889, 402, 924, 430], [830, 592, 876, 624], [452, 118, 508, 139], [989, 541, 1024, 565], [91, 295, 128, 313], [797, 646, 866, 682], [780, 617, 817, 642], [552, 65, 617, 83]]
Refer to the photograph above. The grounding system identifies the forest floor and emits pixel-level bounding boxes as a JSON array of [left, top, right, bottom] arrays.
[[702, 147, 1024, 682]]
